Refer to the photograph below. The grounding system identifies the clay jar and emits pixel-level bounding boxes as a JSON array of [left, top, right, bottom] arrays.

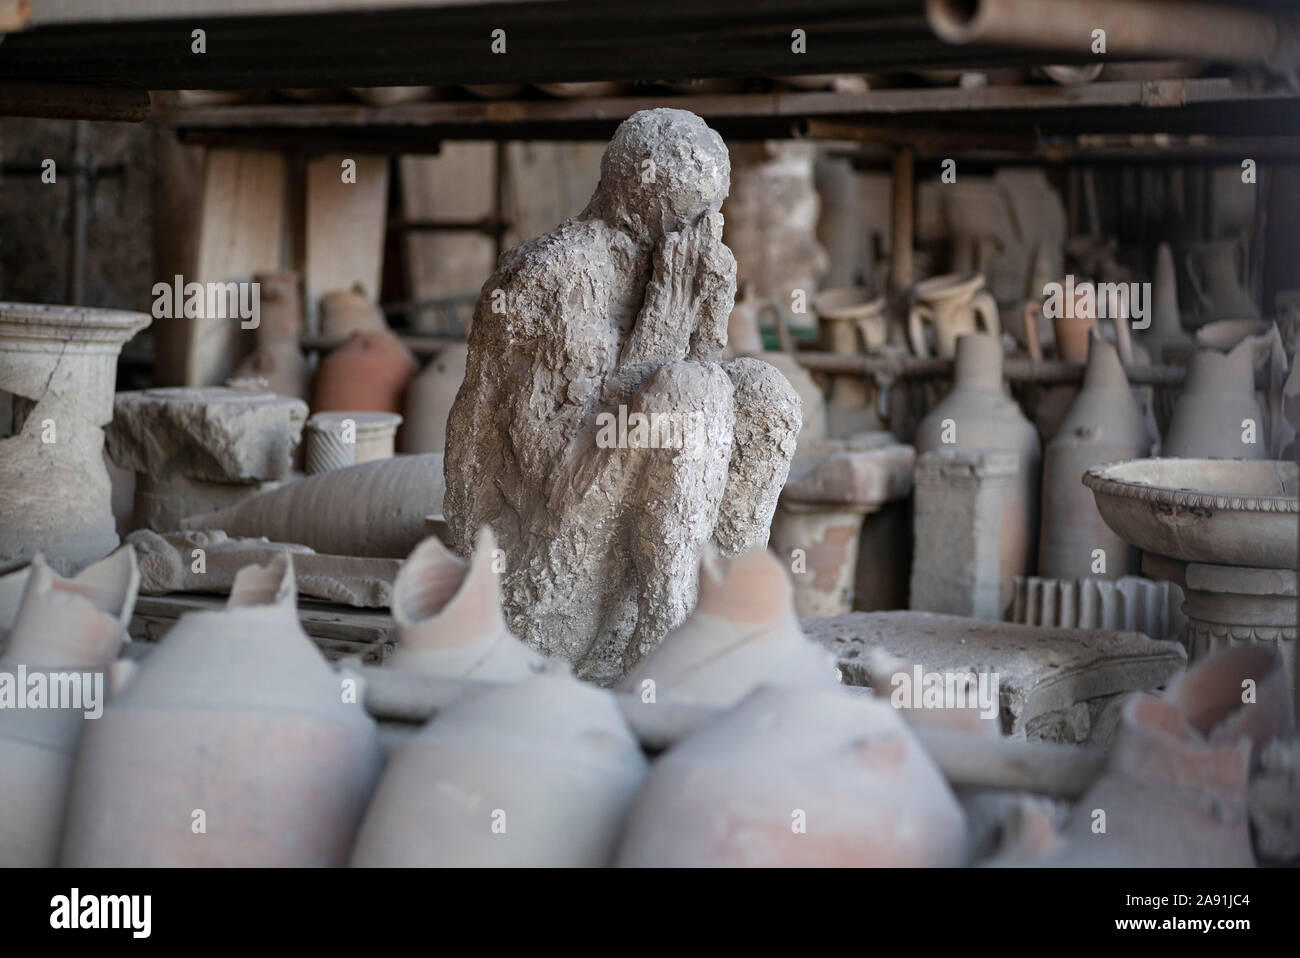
[[1163, 339, 1267, 459], [0, 547, 138, 867], [388, 528, 544, 681], [231, 272, 312, 401], [1052, 645, 1292, 866], [181, 453, 446, 559], [1185, 237, 1261, 325], [252, 270, 304, 345], [907, 273, 999, 359], [350, 669, 647, 866], [312, 329, 418, 415], [813, 286, 888, 435], [616, 686, 967, 867], [403, 343, 468, 454], [230, 340, 312, 402], [61, 554, 383, 866], [1051, 283, 1098, 362], [915, 333, 1041, 611], [619, 547, 839, 707], [1140, 242, 1192, 364], [318, 286, 389, 339], [1038, 334, 1153, 579]]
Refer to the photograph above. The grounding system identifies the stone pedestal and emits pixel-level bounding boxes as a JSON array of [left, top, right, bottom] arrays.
[[105, 387, 307, 532], [305, 411, 403, 475], [0, 303, 150, 573], [770, 433, 914, 617], [1144, 552, 1297, 694], [910, 449, 1017, 620]]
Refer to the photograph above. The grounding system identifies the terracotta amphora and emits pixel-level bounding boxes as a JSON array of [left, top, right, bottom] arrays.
[[1038, 334, 1153, 579], [61, 553, 383, 866], [181, 453, 446, 559], [915, 333, 1042, 612], [907, 273, 999, 359], [615, 686, 967, 867], [0, 546, 138, 867], [1049, 645, 1292, 866], [318, 285, 389, 339], [252, 270, 304, 345], [1185, 236, 1261, 326], [350, 669, 647, 866], [388, 528, 544, 682], [402, 343, 468, 454], [1050, 283, 1099, 362], [312, 329, 417, 415], [1163, 339, 1267, 459], [618, 547, 839, 708], [231, 339, 312, 402]]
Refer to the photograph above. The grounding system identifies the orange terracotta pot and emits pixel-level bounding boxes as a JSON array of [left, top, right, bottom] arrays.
[[312, 330, 417, 415]]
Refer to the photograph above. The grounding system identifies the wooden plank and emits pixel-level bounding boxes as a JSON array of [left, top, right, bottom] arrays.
[[399, 147, 495, 334], [503, 141, 603, 246], [304, 153, 388, 332], [165, 79, 1296, 130], [151, 123, 204, 386], [130, 593, 397, 662], [185, 148, 286, 385]]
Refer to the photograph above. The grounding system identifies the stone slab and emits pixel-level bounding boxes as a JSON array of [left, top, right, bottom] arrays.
[[803, 610, 1187, 739], [106, 387, 307, 483]]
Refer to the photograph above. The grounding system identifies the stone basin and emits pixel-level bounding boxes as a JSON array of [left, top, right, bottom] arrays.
[[1083, 458, 1298, 569]]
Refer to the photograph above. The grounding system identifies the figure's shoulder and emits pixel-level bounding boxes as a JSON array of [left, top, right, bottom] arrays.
[[494, 217, 624, 285]]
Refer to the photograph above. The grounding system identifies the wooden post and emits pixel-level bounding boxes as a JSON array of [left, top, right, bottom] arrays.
[[889, 146, 914, 346]]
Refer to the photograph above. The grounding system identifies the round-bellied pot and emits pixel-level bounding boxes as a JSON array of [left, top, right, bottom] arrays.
[[387, 528, 544, 682], [618, 547, 839, 707], [615, 686, 967, 867], [312, 329, 417, 415], [61, 554, 383, 866], [350, 669, 647, 867], [0, 547, 138, 866], [403, 343, 469, 454]]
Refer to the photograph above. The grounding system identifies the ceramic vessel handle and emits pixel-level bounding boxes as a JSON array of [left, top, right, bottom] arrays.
[[973, 290, 1000, 338], [1022, 302, 1043, 362], [907, 303, 934, 358]]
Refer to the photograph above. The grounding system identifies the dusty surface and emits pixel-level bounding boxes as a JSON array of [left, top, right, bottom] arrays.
[[127, 528, 398, 607], [803, 610, 1187, 739], [106, 387, 306, 483], [444, 109, 799, 682]]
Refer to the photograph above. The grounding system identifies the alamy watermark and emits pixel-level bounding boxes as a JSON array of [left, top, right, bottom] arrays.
[[0, 665, 104, 719], [889, 665, 1000, 721], [595, 404, 707, 455], [1041, 274, 1151, 330], [152, 275, 260, 329], [50, 888, 151, 938]]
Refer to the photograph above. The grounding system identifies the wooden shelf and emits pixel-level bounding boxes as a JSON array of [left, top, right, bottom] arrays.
[[161, 78, 1300, 152]]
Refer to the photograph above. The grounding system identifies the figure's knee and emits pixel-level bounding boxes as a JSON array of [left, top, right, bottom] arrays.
[[632, 360, 733, 417], [722, 357, 803, 440]]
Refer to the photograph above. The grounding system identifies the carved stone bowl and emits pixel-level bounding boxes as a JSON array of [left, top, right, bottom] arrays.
[[1083, 458, 1298, 570]]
